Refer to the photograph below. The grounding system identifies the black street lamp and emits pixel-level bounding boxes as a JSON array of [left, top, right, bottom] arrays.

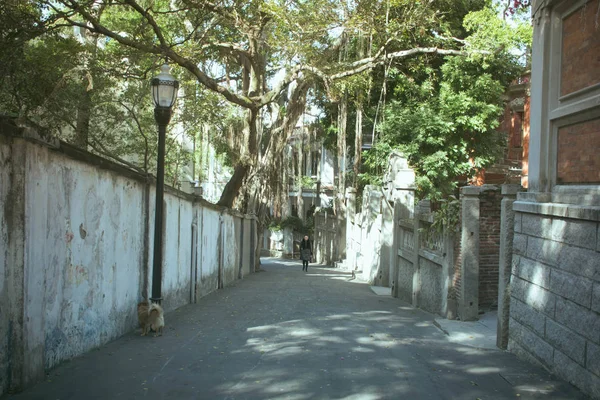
[[150, 63, 179, 304]]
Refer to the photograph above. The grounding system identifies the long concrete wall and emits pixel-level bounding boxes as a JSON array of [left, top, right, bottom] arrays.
[[0, 124, 257, 394], [0, 134, 13, 395]]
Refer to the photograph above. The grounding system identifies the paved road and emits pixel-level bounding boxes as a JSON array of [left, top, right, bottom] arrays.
[[3, 259, 588, 400]]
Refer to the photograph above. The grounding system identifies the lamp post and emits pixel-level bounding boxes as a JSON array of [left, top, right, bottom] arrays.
[[150, 63, 179, 304]]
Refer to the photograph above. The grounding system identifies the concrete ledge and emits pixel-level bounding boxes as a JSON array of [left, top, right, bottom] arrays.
[[370, 286, 392, 296], [419, 249, 443, 266], [513, 201, 600, 222]]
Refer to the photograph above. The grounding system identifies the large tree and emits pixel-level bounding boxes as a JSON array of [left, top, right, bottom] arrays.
[[2, 0, 530, 212], [34, 0, 489, 208]]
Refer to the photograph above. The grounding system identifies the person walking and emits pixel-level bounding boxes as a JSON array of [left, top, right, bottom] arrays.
[[300, 235, 313, 272]]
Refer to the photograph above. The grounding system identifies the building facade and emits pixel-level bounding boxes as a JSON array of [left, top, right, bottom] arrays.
[[507, 1, 600, 398]]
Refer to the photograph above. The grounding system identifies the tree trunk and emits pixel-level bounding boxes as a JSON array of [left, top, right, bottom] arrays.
[[354, 103, 363, 186], [297, 134, 304, 219], [216, 163, 250, 208], [337, 94, 348, 194]]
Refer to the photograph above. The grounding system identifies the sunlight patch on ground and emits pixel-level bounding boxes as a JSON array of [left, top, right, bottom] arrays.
[[306, 273, 351, 278], [269, 345, 305, 357], [341, 393, 381, 400], [350, 346, 376, 353], [414, 322, 432, 327], [287, 328, 321, 337], [351, 310, 392, 315], [454, 346, 488, 356], [332, 326, 349, 332], [466, 366, 502, 374], [450, 332, 486, 341]]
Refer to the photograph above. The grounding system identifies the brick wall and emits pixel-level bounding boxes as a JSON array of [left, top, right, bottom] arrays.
[[557, 118, 600, 184], [478, 187, 501, 308], [509, 211, 600, 398], [521, 97, 530, 188], [475, 77, 529, 187], [561, 0, 600, 96]]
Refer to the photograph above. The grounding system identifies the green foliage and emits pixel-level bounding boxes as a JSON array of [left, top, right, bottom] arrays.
[[299, 175, 316, 190], [366, 5, 530, 201], [431, 195, 461, 233], [269, 216, 313, 235]]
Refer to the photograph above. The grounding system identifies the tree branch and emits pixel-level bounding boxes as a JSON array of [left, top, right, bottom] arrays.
[[88, 138, 146, 174], [330, 47, 465, 80], [202, 42, 254, 60], [54, 0, 258, 110], [123, 0, 168, 48]]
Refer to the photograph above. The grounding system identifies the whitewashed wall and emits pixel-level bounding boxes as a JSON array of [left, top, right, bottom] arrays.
[[0, 135, 12, 395], [0, 128, 257, 394], [25, 144, 147, 372]]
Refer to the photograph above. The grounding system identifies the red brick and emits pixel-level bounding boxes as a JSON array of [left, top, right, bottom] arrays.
[[561, 0, 600, 96]]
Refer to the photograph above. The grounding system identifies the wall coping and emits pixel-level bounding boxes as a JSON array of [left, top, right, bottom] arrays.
[[461, 184, 501, 196], [0, 117, 256, 221], [513, 200, 600, 221]]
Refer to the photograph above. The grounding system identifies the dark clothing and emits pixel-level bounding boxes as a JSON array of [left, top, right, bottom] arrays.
[[300, 239, 312, 271], [300, 239, 312, 261]]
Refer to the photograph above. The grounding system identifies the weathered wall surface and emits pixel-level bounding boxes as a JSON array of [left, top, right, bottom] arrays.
[[335, 168, 500, 320], [222, 213, 238, 286], [314, 212, 344, 266], [0, 127, 257, 394], [0, 134, 12, 394], [25, 144, 146, 373], [198, 207, 220, 295], [162, 195, 195, 311], [418, 257, 443, 313]]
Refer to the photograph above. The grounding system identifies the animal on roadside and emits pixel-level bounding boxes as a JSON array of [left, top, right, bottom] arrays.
[[148, 303, 164, 337], [137, 301, 151, 336], [137, 301, 164, 337]]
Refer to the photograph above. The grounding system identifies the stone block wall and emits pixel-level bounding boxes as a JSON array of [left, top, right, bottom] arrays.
[[509, 206, 600, 398]]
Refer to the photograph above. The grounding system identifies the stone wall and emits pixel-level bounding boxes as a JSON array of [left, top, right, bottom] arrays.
[[508, 1, 600, 397], [0, 125, 257, 394], [508, 204, 600, 398], [336, 152, 504, 321], [0, 133, 13, 395]]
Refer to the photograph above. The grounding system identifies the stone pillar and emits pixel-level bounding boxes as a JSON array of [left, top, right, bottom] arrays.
[[345, 188, 356, 270], [497, 184, 522, 349], [412, 205, 422, 308], [442, 230, 455, 319], [380, 197, 394, 287], [368, 188, 383, 285], [460, 186, 481, 321], [391, 201, 401, 298], [527, 3, 552, 194], [283, 227, 293, 258]]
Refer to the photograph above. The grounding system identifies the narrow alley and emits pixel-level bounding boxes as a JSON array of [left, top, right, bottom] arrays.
[[2, 259, 587, 400]]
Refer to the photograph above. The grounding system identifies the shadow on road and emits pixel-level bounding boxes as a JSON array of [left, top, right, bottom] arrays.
[[3, 258, 587, 400]]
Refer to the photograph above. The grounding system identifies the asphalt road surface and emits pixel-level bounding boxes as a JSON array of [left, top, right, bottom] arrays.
[[3, 258, 588, 400]]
